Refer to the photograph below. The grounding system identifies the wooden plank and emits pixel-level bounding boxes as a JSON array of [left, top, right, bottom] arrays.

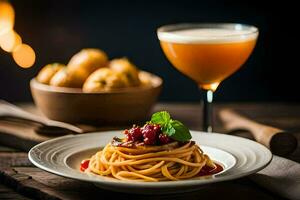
[[0, 167, 278, 200], [0, 184, 31, 200], [1, 103, 300, 152], [0, 151, 280, 200], [0, 146, 18, 152], [0, 151, 31, 200], [155, 103, 300, 132], [1, 103, 299, 199], [0, 152, 32, 168]]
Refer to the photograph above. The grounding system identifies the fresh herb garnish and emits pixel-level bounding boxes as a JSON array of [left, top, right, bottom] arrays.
[[150, 111, 191, 142]]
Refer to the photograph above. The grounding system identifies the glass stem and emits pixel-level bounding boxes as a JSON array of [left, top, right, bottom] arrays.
[[202, 89, 213, 132]]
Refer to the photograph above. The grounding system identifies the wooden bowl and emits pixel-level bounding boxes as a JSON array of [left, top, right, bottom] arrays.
[[30, 71, 162, 125]]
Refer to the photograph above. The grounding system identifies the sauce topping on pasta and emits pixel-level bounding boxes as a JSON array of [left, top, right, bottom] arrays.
[[80, 111, 223, 181]]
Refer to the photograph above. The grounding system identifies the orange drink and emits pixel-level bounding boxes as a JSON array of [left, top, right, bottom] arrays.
[[157, 24, 258, 132], [158, 27, 258, 91]]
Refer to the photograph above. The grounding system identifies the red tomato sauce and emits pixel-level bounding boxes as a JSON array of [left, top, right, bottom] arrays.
[[198, 163, 223, 176], [80, 159, 90, 172]]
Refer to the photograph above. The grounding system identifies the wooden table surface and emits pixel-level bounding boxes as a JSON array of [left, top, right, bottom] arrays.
[[1, 102, 300, 200]]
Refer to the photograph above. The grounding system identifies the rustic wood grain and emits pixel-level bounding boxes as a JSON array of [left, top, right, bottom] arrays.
[[1, 102, 299, 200], [0, 152, 279, 200], [2, 102, 300, 152], [155, 102, 300, 132], [0, 184, 31, 200], [0, 166, 279, 200], [0, 152, 31, 168]]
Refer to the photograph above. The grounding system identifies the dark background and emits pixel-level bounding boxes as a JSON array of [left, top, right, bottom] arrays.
[[1, 0, 299, 102]]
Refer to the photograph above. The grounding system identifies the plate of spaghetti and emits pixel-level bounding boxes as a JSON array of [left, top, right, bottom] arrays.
[[29, 111, 272, 194]]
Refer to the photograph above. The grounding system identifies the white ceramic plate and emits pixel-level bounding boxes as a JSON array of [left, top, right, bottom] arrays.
[[28, 131, 272, 194]]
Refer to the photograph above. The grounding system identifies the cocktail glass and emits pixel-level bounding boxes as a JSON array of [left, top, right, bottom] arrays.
[[157, 23, 258, 132]]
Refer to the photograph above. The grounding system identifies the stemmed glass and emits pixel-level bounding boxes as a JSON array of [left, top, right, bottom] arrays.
[[157, 23, 258, 132]]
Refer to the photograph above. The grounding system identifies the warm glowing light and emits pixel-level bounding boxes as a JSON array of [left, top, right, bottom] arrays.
[[0, 29, 22, 52], [0, 1, 36, 69], [0, 1, 15, 36], [12, 44, 36, 68]]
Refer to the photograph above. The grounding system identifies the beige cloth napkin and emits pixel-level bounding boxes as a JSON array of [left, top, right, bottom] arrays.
[[250, 155, 300, 200]]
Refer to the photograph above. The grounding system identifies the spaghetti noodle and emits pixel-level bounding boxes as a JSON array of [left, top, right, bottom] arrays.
[[85, 141, 217, 182], [81, 111, 222, 182]]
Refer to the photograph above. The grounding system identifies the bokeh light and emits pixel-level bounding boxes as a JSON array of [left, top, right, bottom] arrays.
[[0, 29, 22, 52], [0, 1, 15, 36], [12, 44, 36, 68], [0, 1, 36, 68]]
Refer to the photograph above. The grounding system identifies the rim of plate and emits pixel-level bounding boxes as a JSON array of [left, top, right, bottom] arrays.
[[28, 131, 272, 188]]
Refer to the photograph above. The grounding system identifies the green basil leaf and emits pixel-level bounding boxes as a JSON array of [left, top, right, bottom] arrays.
[[169, 120, 191, 141], [165, 122, 176, 136], [150, 111, 170, 125], [150, 111, 192, 142], [161, 123, 168, 133]]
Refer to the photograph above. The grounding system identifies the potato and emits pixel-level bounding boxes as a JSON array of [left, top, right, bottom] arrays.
[[49, 67, 86, 88], [109, 58, 140, 86], [138, 71, 152, 86], [36, 63, 65, 84], [68, 48, 108, 80], [83, 68, 128, 92]]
